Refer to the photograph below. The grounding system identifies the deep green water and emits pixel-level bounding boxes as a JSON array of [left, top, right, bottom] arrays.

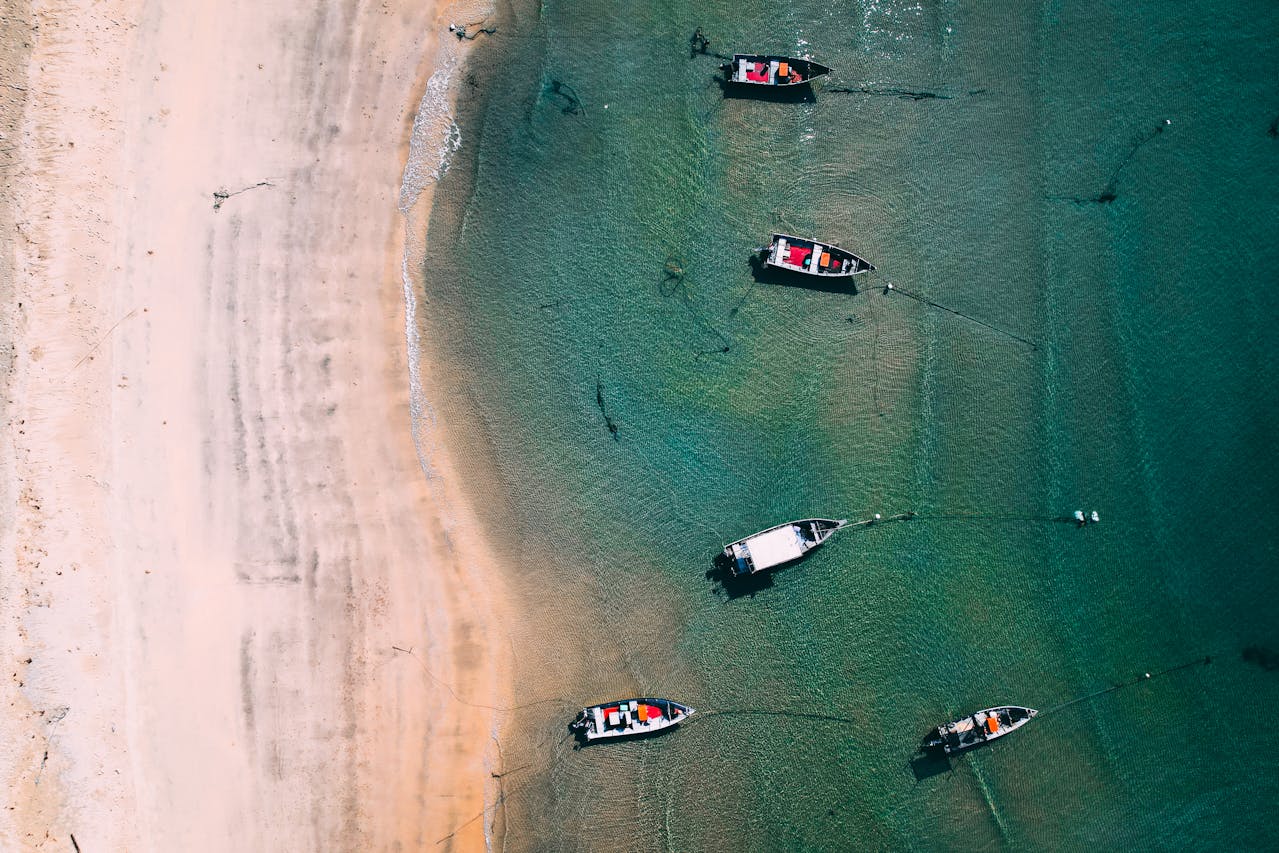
[[419, 0, 1279, 848]]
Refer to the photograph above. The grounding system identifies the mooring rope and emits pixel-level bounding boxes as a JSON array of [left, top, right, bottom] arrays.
[[435, 729, 581, 845], [845, 511, 916, 528], [1048, 119, 1171, 205], [392, 645, 579, 713], [690, 708, 861, 726], [1041, 655, 1213, 717], [885, 282, 1040, 350]]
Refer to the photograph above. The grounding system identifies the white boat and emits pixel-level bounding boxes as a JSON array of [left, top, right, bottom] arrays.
[[762, 233, 875, 277], [571, 698, 694, 742], [725, 54, 832, 88], [925, 706, 1037, 754], [723, 518, 848, 576]]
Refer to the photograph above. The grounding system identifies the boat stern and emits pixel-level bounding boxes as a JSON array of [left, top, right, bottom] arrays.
[[727, 541, 755, 576]]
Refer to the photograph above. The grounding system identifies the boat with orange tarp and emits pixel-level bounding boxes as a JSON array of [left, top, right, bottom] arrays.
[[571, 698, 694, 742], [925, 705, 1037, 754]]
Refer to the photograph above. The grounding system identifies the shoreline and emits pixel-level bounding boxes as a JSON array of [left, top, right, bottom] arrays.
[[1, 0, 510, 850]]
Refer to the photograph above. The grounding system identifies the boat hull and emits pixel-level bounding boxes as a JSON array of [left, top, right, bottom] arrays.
[[727, 54, 831, 88], [723, 518, 847, 576], [763, 233, 874, 278], [572, 698, 695, 742], [926, 706, 1037, 754]]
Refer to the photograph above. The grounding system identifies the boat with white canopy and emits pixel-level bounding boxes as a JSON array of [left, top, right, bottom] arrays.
[[723, 518, 847, 576]]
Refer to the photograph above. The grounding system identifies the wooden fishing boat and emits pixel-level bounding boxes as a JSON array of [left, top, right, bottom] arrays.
[[723, 518, 847, 576], [726, 54, 831, 87], [571, 698, 694, 742], [763, 233, 875, 277], [925, 706, 1037, 754]]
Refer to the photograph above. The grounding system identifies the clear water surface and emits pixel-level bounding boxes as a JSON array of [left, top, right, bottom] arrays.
[[419, 0, 1279, 848]]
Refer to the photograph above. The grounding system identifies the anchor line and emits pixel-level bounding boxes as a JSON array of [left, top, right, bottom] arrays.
[[869, 285, 885, 416], [886, 283, 1039, 350], [845, 511, 916, 528], [1048, 119, 1171, 204], [659, 255, 746, 357], [392, 646, 578, 713], [435, 729, 580, 845], [908, 512, 1074, 525], [691, 708, 860, 726], [1041, 655, 1213, 716]]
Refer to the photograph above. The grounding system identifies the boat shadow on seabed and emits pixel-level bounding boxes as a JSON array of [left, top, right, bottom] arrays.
[[706, 551, 777, 599], [708, 547, 835, 599], [909, 726, 1012, 782], [909, 738, 956, 782]]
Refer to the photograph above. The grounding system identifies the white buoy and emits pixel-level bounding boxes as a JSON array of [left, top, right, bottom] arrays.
[[1145, 672, 1151, 678], [886, 283, 893, 290], [1090, 511, 1100, 523], [874, 513, 882, 521], [1074, 510, 1085, 523]]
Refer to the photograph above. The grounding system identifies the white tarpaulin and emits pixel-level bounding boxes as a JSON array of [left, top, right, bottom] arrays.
[[744, 525, 804, 570]]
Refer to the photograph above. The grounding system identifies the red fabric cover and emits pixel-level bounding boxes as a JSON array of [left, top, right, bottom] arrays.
[[787, 246, 812, 266], [746, 71, 768, 82], [645, 704, 663, 719], [602, 707, 618, 716], [754, 62, 765, 72]]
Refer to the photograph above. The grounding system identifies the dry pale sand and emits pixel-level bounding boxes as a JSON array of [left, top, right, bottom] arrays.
[[1, 0, 512, 850]]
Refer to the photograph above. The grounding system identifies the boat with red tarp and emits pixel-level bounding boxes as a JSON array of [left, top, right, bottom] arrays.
[[925, 705, 1037, 754], [571, 698, 694, 742], [763, 233, 875, 278], [725, 54, 831, 87]]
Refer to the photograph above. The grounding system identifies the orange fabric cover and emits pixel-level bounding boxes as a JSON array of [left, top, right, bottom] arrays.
[[986, 717, 999, 733], [638, 704, 649, 722], [820, 252, 831, 266], [779, 62, 789, 77]]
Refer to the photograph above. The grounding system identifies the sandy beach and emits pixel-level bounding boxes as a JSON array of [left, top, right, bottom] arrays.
[[1, 0, 508, 850]]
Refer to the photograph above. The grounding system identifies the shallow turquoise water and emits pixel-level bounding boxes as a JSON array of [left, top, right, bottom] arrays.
[[422, 0, 1279, 848]]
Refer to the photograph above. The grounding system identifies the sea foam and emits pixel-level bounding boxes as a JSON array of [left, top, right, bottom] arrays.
[[399, 55, 463, 214], [398, 42, 466, 482]]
